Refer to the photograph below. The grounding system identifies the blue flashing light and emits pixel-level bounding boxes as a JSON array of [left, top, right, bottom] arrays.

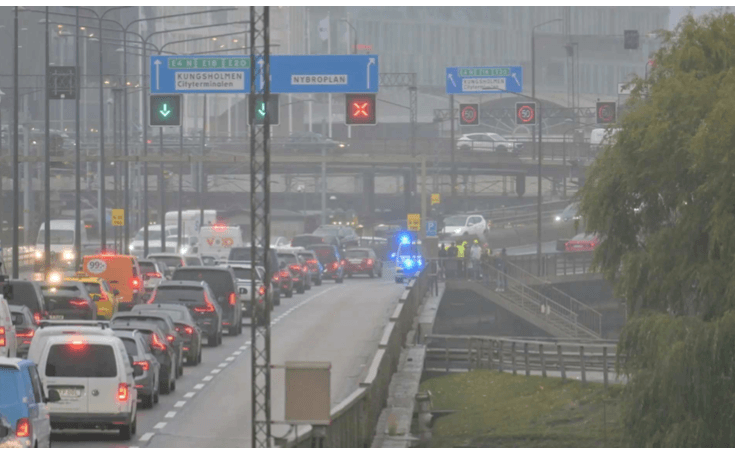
[[390, 252, 396, 260], [404, 259, 414, 269], [417, 258, 423, 267], [400, 235, 410, 245]]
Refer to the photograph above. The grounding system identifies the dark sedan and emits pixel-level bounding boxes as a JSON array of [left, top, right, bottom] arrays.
[[132, 303, 203, 366]]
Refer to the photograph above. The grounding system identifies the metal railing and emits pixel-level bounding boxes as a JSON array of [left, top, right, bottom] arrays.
[[0, 246, 36, 274], [503, 259, 602, 337], [482, 199, 568, 223], [282, 269, 430, 448], [506, 251, 596, 278], [424, 334, 624, 388]]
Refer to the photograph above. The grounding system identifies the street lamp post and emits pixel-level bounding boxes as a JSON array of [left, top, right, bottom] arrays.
[[532, 17, 563, 276], [11, 6, 21, 278]]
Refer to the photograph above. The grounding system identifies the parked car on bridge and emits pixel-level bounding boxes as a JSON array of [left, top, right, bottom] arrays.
[[456, 133, 522, 154], [440, 214, 487, 241], [281, 132, 348, 153], [565, 233, 600, 252]]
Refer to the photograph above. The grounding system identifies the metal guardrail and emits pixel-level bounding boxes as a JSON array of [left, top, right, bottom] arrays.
[[282, 270, 430, 448], [0, 246, 36, 274], [482, 200, 569, 222], [424, 334, 623, 388], [506, 251, 596, 278]]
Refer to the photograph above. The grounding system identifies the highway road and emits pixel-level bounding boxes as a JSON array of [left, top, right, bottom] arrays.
[[49, 268, 405, 448]]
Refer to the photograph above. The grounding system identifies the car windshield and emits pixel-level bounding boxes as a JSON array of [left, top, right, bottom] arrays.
[[298, 253, 315, 260], [121, 338, 139, 358], [41, 285, 83, 295], [150, 256, 183, 269], [346, 250, 371, 259], [152, 286, 205, 304], [138, 262, 157, 275], [398, 244, 422, 257], [232, 267, 254, 280], [292, 235, 324, 246], [444, 216, 468, 226], [171, 270, 233, 298], [36, 229, 74, 244], [136, 230, 161, 241], [489, 134, 507, 142], [113, 316, 169, 332], [279, 253, 299, 265], [84, 283, 102, 295], [311, 247, 337, 263], [45, 344, 117, 377]]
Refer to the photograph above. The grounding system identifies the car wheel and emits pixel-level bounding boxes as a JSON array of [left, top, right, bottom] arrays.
[[316, 277, 322, 286], [197, 347, 202, 365], [239, 318, 244, 334], [395, 277, 402, 284], [208, 331, 218, 347], [131, 413, 137, 435], [218, 331, 223, 345], [285, 288, 293, 298], [274, 293, 281, 305], [153, 385, 160, 404], [379, 269, 383, 278], [369, 270, 375, 278], [348, 273, 353, 278], [496, 145, 508, 154], [141, 393, 154, 409], [160, 368, 171, 395], [119, 421, 133, 440], [336, 276, 344, 284], [296, 284, 305, 294], [170, 377, 176, 392]]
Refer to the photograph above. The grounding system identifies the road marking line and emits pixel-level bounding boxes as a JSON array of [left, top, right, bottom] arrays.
[[202, 375, 213, 381], [153, 422, 167, 429], [232, 351, 242, 355], [174, 400, 186, 408], [139, 432, 155, 442], [165, 411, 177, 418], [225, 356, 235, 361], [184, 392, 196, 398], [218, 363, 228, 368], [193, 383, 205, 389], [211, 368, 221, 374], [239, 346, 248, 350]]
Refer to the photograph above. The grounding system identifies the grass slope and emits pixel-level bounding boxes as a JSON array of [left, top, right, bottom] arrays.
[[420, 370, 623, 447]]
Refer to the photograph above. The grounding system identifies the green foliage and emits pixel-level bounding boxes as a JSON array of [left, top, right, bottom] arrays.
[[617, 311, 735, 446], [579, 12, 735, 318]]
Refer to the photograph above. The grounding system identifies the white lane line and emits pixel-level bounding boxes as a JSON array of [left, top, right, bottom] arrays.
[[174, 400, 186, 408], [270, 286, 340, 326], [225, 356, 235, 361], [165, 411, 177, 418], [218, 363, 228, 368], [211, 368, 221, 374], [232, 351, 242, 355], [139, 432, 155, 442], [239, 346, 248, 350], [202, 375, 213, 381], [193, 383, 205, 390], [184, 392, 196, 398], [153, 422, 167, 429]]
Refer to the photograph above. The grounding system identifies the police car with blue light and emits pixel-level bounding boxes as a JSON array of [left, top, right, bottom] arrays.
[[391, 233, 424, 284]]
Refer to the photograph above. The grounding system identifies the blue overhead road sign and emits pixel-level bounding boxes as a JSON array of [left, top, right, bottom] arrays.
[[445, 66, 523, 94], [150, 54, 379, 94]]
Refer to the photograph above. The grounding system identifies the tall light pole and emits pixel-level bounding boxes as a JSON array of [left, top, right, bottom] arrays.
[[532, 17, 562, 275], [12, 6, 21, 278], [340, 18, 357, 54], [44, 7, 51, 275]]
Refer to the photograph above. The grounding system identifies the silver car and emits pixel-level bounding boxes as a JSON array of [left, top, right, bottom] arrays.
[[114, 329, 161, 409]]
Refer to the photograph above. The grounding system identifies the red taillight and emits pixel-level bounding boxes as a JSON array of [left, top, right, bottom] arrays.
[[289, 264, 301, 272], [229, 292, 237, 306], [273, 274, 280, 281], [69, 299, 89, 308], [130, 277, 141, 289], [366, 259, 374, 266], [279, 270, 289, 278], [16, 329, 34, 338], [340, 260, 346, 266], [147, 272, 162, 279], [99, 291, 109, 302], [68, 338, 86, 350], [194, 292, 216, 313], [306, 259, 317, 265], [258, 285, 266, 296], [184, 326, 194, 335], [117, 383, 129, 402], [33, 313, 42, 324], [147, 291, 157, 303], [147, 139, 152, 144], [0, 326, 5, 347], [134, 360, 150, 371], [331, 262, 339, 270], [302, 266, 308, 273], [16, 418, 30, 438], [166, 334, 175, 343], [151, 333, 167, 351]]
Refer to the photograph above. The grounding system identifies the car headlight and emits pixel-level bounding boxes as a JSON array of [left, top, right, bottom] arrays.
[[180, 246, 189, 255], [62, 249, 74, 261], [129, 243, 135, 251], [554, 216, 561, 222], [453, 228, 463, 234], [35, 250, 43, 260], [48, 271, 62, 284], [339, 144, 345, 148]]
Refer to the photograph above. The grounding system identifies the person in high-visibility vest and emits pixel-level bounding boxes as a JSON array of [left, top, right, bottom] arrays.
[[457, 240, 467, 277]]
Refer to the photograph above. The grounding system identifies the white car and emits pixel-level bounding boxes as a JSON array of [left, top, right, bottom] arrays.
[[36, 333, 140, 439], [441, 214, 487, 240], [553, 202, 581, 224], [394, 241, 423, 284], [456, 133, 521, 154], [226, 262, 273, 314], [0, 294, 17, 358], [130, 225, 178, 258]]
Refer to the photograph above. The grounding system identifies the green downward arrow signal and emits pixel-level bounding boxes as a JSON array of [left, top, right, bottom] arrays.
[[257, 102, 266, 118], [159, 103, 171, 118]]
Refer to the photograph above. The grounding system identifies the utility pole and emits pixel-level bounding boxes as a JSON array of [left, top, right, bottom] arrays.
[[12, 6, 20, 278], [44, 7, 51, 275], [74, 7, 82, 268], [450, 94, 456, 200]]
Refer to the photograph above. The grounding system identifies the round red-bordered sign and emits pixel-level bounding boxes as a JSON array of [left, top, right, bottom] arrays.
[[517, 104, 535, 123], [460, 106, 478, 124], [598, 104, 615, 123]]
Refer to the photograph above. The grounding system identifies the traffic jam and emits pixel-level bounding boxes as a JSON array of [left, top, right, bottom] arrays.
[[0, 220, 422, 447]]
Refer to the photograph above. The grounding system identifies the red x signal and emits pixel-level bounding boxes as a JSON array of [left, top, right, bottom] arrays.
[[345, 94, 376, 125]]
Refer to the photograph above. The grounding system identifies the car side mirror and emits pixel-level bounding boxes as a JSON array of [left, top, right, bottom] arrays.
[[0, 423, 9, 438], [1, 282, 12, 301], [133, 366, 144, 377], [46, 388, 61, 403], [113, 289, 120, 296]]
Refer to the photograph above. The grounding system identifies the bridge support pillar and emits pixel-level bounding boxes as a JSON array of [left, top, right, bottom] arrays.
[[403, 171, 412, 215], [363, 171, 375, 231]]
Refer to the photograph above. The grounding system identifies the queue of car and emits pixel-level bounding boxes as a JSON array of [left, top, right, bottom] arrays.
[[0, 222, 392, 446]]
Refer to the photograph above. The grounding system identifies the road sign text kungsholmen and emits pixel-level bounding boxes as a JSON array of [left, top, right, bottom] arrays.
[[445, 65, 523, 94], [150, 54, 378, 94]]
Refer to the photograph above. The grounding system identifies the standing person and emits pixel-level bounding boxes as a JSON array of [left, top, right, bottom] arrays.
[[438, 243, 447, 281], [457, 240, 466, 278], [480, 244, 491, 287], [447, 242, 458, 279], [470, 241, 482, 281], [499, 248, 508, 291]]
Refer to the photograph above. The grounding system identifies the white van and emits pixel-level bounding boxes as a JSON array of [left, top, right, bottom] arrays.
[[0, 294, 17, 358], [590, 128, 621, 150], [198, 224, 243, 261], [36, 334, 139, 439], [34, 220, 89, 269], [27, 322, 114, 364], [164, 210, 217, 239]]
